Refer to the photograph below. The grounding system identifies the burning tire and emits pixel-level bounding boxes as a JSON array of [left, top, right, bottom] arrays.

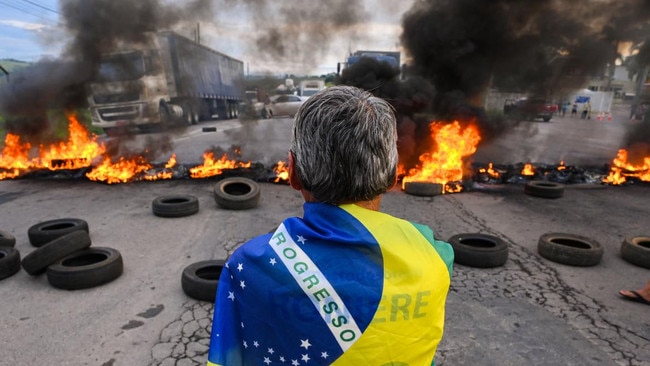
[[181, 259, 225, 302], [403, 182, 444, 197], [152, 195, 200, 218], [537, 233, 603, 267], [0, 230, 16, 247], [620, 236, 650, 269], [213, 177, 261, 210], [0, 247, 21, 281], [448, 233, 509, 268], [21, 230, 92, 276], [27, 218, 90, 247], [46, 247, 123, 290], [524, 181, 565, 199]]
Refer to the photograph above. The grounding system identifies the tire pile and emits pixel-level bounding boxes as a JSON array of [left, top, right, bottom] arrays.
[[0, 218, 124, 290]]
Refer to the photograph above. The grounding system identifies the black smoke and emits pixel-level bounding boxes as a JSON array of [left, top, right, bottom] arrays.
[[395, 0, 650, 164], [0, 0, 213, 148]]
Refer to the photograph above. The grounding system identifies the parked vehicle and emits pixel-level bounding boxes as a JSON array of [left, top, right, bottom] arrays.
[[296, 79, 325, 98], [504, 97, 555, 122], [265, 94, 307, 118], [87, 31, 245, 133]]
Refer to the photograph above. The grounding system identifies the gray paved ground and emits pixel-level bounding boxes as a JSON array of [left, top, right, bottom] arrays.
[[1, 177, 649, 366]]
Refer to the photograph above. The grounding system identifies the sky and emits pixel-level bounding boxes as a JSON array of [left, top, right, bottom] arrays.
[[0, 0, 413, 75]]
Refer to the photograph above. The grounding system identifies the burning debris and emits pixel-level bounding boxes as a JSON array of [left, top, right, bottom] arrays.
[[400, 120, 481, 193], [3, 1, 650, 192], [474, 161, 609, 186], [0, 114, 268, 184]]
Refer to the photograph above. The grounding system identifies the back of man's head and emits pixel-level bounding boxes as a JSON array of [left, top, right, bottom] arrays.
[[291, 85, 398, 204]]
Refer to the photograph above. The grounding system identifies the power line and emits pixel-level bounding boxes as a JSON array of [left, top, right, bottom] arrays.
[[21, 0, 59, 14], [0, 0, 57, 24]]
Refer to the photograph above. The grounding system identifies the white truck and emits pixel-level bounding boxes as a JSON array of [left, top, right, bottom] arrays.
[[87, 31, 245, 133], [296, 79, 325, 98]]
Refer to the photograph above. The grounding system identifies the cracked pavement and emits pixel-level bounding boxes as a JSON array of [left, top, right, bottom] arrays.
[[1, 178, 649, 366]]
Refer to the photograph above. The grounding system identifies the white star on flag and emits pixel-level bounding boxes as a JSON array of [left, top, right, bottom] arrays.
[[321, 351, 329, 359], [296, 235, 307, 244], [237, 263, 244, 271], [269, 258, 277, 265], [301, 354, 311, 362], [253, 341, 259, 347], [240, 280, 246, 289], [243, 341, 248, 348], [228, 291, 235, 301], [263, 357, 271, 365], [268, 348, 275, 354], [300, 339, 311, 349], [279, 356, 286, 362], [291, 360, 299, 366]]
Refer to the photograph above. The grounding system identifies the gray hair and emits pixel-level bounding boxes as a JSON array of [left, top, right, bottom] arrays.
[[290, 85, 398, 204]]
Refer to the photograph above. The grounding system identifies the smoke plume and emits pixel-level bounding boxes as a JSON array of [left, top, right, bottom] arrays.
[[0, 0, 213, 154], [396, 0, 650, 164]]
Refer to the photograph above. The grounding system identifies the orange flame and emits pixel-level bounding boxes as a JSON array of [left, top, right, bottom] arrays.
[[1, 114, 106, 178], [189, 151, 252, 179], [142, 154, 177, 182], [478, 162, 500, 179], [273, 160, 290, 183], [86, 156, 153, 184], [1, 113, 254, 182], [402, 120, 481, 193], [40, 114, 106, 170], [521, 163, 535, 176], [0, 134, 34, 179], [557, 160, 566, 171], [603, 148, 650, 185]]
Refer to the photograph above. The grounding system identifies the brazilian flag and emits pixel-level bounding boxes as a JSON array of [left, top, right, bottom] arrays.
[[207, 202, 454, 366]]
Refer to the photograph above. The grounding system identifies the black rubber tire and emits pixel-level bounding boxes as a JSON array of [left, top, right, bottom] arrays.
[[537, 233, 603, 267], [213, 177, 261, 210], [524, 181, 565, 199], [403, 182, 444, 197], [447, 233, 509, 268], [620, 236, 650, 269], [152, 195, 199, 218], [21, 230, 92, 276], [46, 247, 123, 290], [0, 230, 16, 247], [27, 218, 89, 247], [0, 247, 21, 281], [181, 259, 225, 302]]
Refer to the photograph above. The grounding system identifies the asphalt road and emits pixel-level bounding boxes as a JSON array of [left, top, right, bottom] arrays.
[[0, 104, 649, 366]]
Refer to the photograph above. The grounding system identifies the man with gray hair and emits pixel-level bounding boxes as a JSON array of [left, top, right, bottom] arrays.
[[207, 85, 454, 366]]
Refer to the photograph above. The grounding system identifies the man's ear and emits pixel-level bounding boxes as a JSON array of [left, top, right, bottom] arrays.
[[288, 151, 302, 191]]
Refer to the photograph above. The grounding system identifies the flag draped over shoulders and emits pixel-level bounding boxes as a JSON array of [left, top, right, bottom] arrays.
[[207, 202, 453, 366]]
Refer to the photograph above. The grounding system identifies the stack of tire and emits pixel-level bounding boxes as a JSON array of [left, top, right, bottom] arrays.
[[21, 218, 123, 290], [0, 230, 20, 282]]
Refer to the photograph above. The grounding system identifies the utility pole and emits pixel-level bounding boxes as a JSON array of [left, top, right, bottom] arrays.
[[631, 65, 649, 119], [0, 63, 8, 83]]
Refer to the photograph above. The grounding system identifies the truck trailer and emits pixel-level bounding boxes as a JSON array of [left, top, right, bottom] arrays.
[[87, 31, 245, 133]]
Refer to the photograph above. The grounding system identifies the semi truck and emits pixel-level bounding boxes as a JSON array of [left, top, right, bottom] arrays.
[[87, 31, 245, 133]]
